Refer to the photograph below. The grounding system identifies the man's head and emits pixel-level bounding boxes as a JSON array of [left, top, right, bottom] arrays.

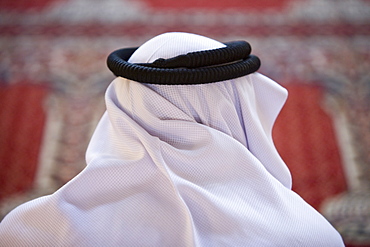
[[107, 32, 260, 85]]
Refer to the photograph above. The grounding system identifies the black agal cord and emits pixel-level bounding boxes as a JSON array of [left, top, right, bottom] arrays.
[[107, 41, 260, 85]]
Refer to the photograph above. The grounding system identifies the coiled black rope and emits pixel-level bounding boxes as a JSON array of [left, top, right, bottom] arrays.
[[106, 41, 261, 85]]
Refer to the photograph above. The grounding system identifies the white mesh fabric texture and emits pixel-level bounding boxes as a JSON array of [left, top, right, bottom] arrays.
[[0, 32, 344, 247]]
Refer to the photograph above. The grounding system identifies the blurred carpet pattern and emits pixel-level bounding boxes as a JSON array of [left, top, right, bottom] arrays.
[[0, 0, 369, 245]]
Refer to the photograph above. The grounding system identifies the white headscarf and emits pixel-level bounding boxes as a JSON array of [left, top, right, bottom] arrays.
[[0, 32, 344, 247]]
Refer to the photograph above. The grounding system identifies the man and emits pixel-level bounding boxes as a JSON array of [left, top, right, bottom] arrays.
[[0, 32, 344, 246]]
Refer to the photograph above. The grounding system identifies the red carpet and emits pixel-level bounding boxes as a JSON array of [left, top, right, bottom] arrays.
[[143, 0, 297, 11], [273, 84, 347, 209], [0, 0, 354, 211], [0, 84, 48, 201]]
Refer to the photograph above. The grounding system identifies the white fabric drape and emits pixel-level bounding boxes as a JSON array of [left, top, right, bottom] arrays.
[[0, 32, 344, 247]]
